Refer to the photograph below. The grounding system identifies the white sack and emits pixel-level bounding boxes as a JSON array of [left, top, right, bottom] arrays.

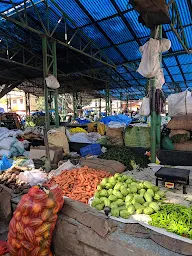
[[137, 38, 171, 78], [18, 170, 47, 186], [45, 74, 60, 89], [0, 137, 16, 150], [168, 90, 192, 117], [139, 97, 150, 116]]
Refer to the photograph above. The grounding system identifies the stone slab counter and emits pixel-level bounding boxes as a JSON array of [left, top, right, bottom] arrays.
[[52, 198, 192, 256]]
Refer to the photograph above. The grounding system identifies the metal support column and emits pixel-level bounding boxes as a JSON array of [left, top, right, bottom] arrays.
[[73, 92, 77, 119], [126, 94, 129, 110], [25, 92, 30, 116], [99, 97, 102, 118], [42, 36, 50, 130], [120, 92, 122, 113], [156, 25, 162, 150], [105, 82, 110, 116], [52, 40, 59, 128], [150, 77, 157, 163]]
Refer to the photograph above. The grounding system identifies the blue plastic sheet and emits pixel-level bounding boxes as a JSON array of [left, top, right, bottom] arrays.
[[100, 114, 132, 126], [75, 118, 91, 124], [0, 156, 12, 172]]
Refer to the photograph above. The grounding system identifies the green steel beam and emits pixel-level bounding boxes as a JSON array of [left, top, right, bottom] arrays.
[[52, 40, 59, 128], [42, 36, 50, 130]]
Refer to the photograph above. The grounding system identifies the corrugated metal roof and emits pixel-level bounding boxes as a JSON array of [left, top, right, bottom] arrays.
[[99, 16, 134, 44], [0, 0, 192, 99]]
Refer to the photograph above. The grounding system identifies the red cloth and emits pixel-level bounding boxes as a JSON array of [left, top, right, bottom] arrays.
[[0, 240, 9, 255]]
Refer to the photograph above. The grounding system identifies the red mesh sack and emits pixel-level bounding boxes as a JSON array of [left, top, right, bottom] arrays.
[[0, 240, 9, 255], [8, 185, 64, 256]]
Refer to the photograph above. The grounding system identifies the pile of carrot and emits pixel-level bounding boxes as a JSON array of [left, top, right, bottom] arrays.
[[44, 166, 111, 204]]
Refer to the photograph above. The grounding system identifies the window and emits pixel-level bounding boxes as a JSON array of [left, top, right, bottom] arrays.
[[20, 99, 23, 104], [12, 99, 17, 104]]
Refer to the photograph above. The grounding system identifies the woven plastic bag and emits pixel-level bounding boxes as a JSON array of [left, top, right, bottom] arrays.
[[8, 185, 64, 256]]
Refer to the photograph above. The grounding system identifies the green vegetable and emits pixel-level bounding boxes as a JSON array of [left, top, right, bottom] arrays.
[[143, 202, 149, 207], [127, 205, 135, 215], [105, 183, 113, 189], [104, 198, 111, 207], [143, 207, 154, 215], [92, 198, 101, 207], [136, 208, 143, 214], [107, 189, 113, 196], [113, 190, 123, 199], [99, 147, 149, 170], [94, 191, 100, 198], [150, 204, 192, 239], [108, 195, 117, 202], [144, 192, 152, 203], [114, 173, 120, 179], [143, 181, 153, 189], [154, 193, 161, 201], [99, 197, 107, 202], [149, 202, 160, 212], [116, 199, 124, 206], [120, 210, 130, 219], [139, 189, 146, 196], [99, 189, 108, 197], [111, 208, 120, 217], [125, 194, 133, 202], [97, 185, 102, 191], [134, 195, 145, 204], [111, 202, 118, 209], [134, 203, 143, 210], [108, 177, 116, 186], [114, 182, 123, 191], [95, 203, 104, 211], [100, 178, 108, 187], [147, 188, 155, 197], [129, 186, 137, 193], [120, 186, 128, 196]]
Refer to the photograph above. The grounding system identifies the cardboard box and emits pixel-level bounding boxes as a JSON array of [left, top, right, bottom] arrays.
[[29, 146, 63, 165]]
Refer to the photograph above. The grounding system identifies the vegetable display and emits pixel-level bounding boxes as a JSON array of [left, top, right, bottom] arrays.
[[92, 173, 165, 218], [44, 166, 111, 204], [99, 147, 149, 170], [0, 168, 30, 194], [8, 185, 64, 256], [150, 204, 192, 239], [69, 127, 87, 133]]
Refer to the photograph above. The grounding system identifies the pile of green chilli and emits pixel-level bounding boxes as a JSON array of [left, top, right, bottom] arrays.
[[92, 173, 165, 219], [150, 204, 192, 239]]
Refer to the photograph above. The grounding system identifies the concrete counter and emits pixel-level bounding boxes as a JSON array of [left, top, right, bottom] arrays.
[[52, 198, 191, 256]]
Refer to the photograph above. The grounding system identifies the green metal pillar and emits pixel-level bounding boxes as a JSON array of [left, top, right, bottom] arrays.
[[73, 92, 77, 119], [99, 97, 102, 118], [126, 94, 129, 110], [105, 82, 110, 116], [156, 25, 162, 150], [150, 28, 157, 163], [52, 40, 59, 128], [42, 36, 50, 130], [150, 77, 157, 163]]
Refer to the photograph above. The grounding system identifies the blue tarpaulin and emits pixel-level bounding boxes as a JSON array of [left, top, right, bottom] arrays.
[[100, 114, 132, 126]]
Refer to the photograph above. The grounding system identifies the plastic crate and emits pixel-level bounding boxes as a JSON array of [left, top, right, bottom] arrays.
[[80, 144, 102, 157]]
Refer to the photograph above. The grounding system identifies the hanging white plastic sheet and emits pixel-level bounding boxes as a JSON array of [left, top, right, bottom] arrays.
[[137, 38, 171, 86], [45, 74, 60, 89], [139, 97, 150, 116]]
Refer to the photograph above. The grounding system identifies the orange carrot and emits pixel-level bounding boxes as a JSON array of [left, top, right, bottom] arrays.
[[44, 166, 111, 204]]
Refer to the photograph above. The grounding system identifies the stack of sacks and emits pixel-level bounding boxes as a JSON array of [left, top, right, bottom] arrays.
[[167, 116, 192, 151], [0, 127, 26, 157], [167, 90, 192, 151]]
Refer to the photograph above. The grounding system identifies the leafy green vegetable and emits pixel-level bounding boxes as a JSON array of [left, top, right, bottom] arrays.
[[99, 147, 149, 170], [150, 204, 192, 239]]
